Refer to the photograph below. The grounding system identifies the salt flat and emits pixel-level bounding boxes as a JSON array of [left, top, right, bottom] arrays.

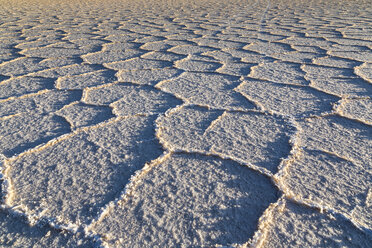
[[0, 0, 371, 247]]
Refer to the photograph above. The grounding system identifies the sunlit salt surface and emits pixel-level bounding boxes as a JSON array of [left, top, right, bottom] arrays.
[[0, 0, 371, 247]]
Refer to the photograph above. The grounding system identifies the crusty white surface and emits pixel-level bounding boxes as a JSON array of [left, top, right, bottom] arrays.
[[0, 0, 371, 247]]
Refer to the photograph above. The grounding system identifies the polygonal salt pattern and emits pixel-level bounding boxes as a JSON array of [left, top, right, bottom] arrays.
[[0, 77, 55, 100], [116, 68, 183, 85], [105, 57, 173, 70], [92, 153, 279, 247], [262, 201, 372, 248], [355, 63, 372, 83], [56, 102, 114, 128], [0, 90, 81, 117], [55, 69, 117, 90], [0, 113, 71, 157], [279, 149, 372, 230], [0, 0, 371, 246], [250, 61, 309, 86], [0, 210, 96, 247], [237, 79, 339, 117], [83, 83, 182, 116], [310, 78, 372, 98], [109, 86, 182, 116], [158, 72, 255, 110], [298, 116, 371, 167], [5, 116, 162, 225], [82, 49, 144, 64], [0, 57, 50, 77], [156, 106, 295, 173], [337, 98, 372, 124]]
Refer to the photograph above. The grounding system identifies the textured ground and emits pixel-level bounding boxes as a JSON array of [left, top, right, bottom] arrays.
[[0, 0, 371, 247]]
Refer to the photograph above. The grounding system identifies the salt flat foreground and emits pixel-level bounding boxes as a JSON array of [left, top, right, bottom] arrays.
[[0, 0, 371, 247]]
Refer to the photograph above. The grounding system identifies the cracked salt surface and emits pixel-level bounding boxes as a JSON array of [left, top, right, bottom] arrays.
[[0, 0, 371, 247]]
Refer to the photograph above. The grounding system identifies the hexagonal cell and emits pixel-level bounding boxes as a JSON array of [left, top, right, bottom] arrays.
[[227, 49, 274, 64], [19, 46, 85, 58], [110, 86, 182, 116], [313, 56, 361, 68], [0, 57, 49, 77], [174, 59, 222, 72], [237, 80, 338, 117], [5, 116, 162, 225], [92, 153, 279, 247], [0, 210, 96, 247], [56, 103, 114, 128], [303, 64, 356, 79], [0, 77, 54, 100], [217, 62, 255, 76], [279, 149, 371, 230], [203, 50, 240, 63], [56, 69, 117, 90], [271, 52, 321, 63], [262, 201, 371, 248], [244, 41, 295, 56], [194, 37, 246, 49], [156, 106, 294, 173], [82, 49, 144, 64], [337, 98, 372, 124], [0, 90, 81, 117], [141, 51, 186, 62], [0, 113, 71, 157], [140, 41, 174, 51], [250, 62, 308, 86], [168, 45, 216, 55], [310, 78, 372, 98], [117, 68, 182, 85], [329, 51, 372, 63], [299, 116, 371, 167], [105, 58, 172, 71], [355, 63, 372, 83], [281, 37, 335, 49], [158, 72, 254, 111], [83, 84, 182, 116], [103, 42, 141, 50], [30, 64, 101, 78], [141, 40, 192, 51]]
